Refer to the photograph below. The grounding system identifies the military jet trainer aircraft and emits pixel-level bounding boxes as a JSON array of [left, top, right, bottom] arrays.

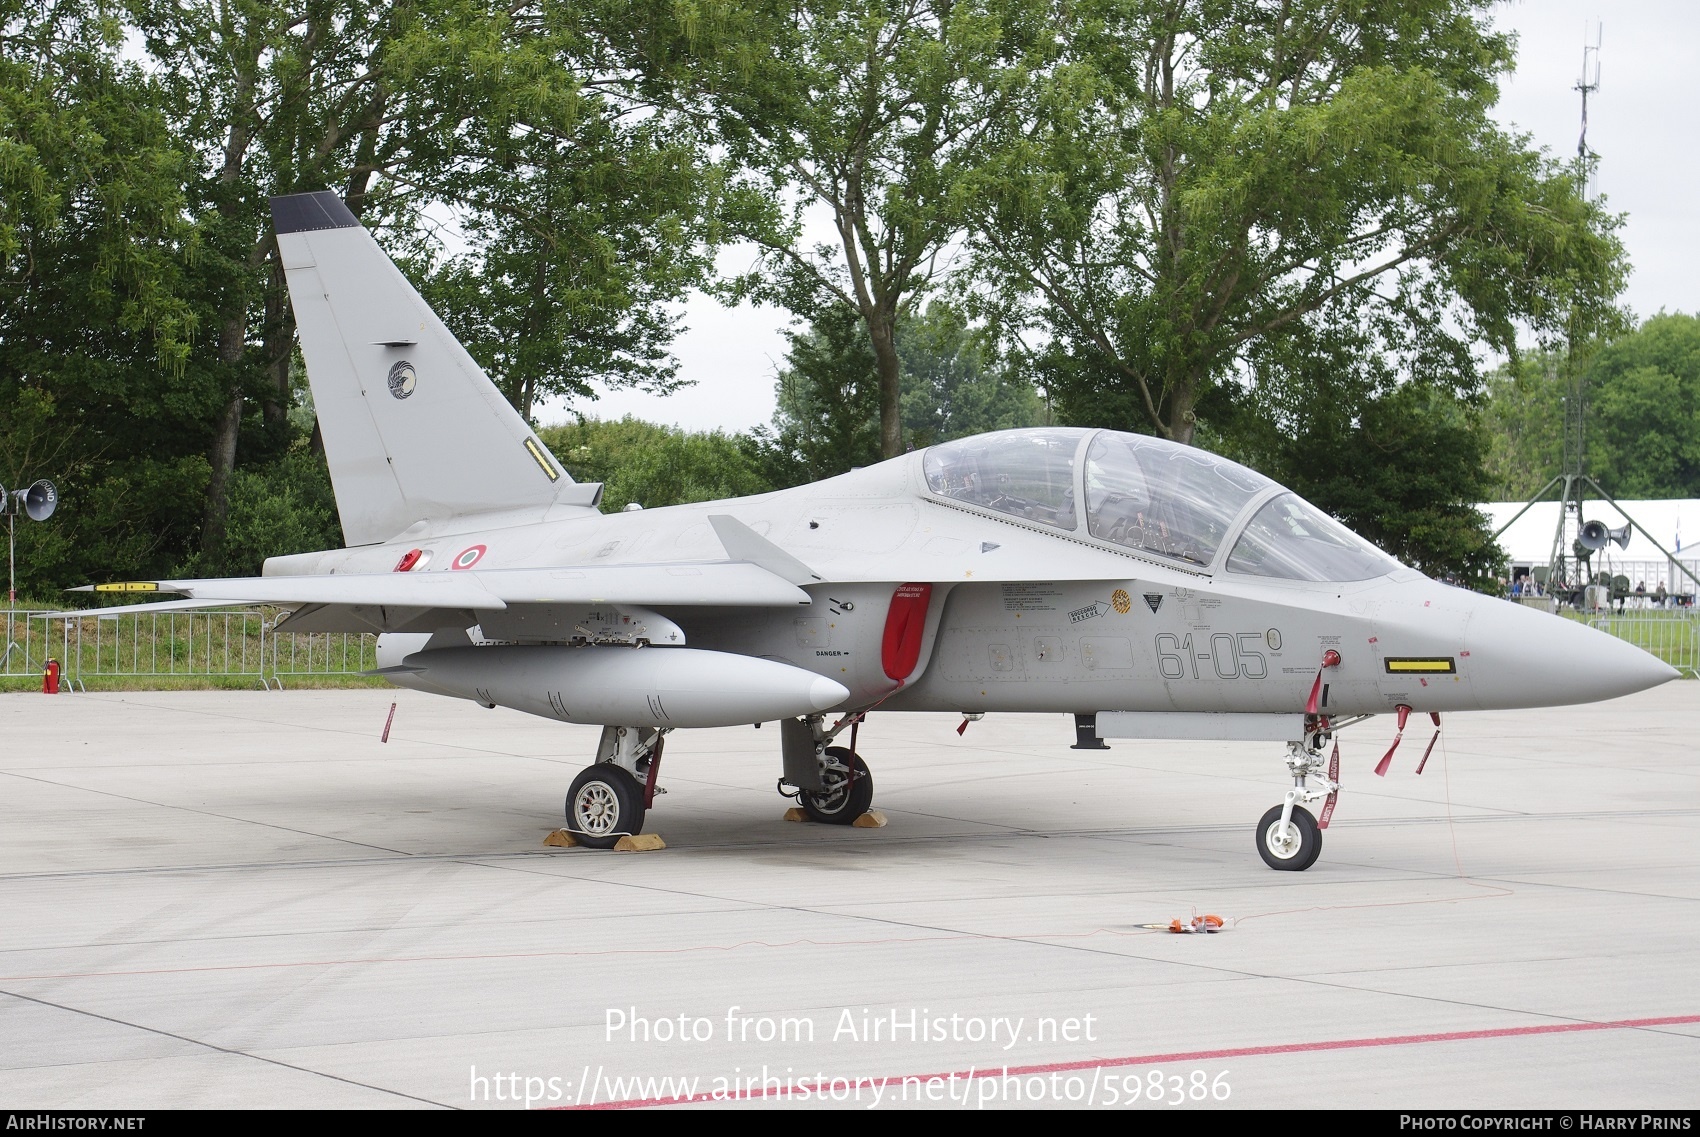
[[79, 192, 1679, 870]]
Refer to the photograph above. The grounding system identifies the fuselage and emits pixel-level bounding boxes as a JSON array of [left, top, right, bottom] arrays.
[[267, 427, 1672, 725]]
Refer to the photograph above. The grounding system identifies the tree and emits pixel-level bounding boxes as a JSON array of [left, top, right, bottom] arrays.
[[409, 66, 717, 422], [0, 1, 213, 594], [539, 416, 771, 510], [749, 300, 1045, 487], [968, 0, 1626, 447], [1479, 350, 1567, 501], [639, 0, 1047, 457], [1585, 313, 1700, 499], [127, 0, 727, 559], [1481, 315, 1700, 501], [1224, 318, 1503, 581], [898, 301, 1045, 447], [747, 303, 884, 487]]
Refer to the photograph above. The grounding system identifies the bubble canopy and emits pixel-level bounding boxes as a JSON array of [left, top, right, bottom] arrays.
[[920, 428, 1400, 581]]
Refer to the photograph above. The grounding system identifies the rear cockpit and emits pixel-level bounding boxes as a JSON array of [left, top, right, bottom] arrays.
[[920, 428, 1399, 581]]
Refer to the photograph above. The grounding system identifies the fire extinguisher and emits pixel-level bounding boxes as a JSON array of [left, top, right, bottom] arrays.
[[43, 658, 60, 694]]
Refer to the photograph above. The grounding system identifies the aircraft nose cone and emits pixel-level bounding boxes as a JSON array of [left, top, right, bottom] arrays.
[[1465, 598, 1680, 709], [809, 675, 851, 711]]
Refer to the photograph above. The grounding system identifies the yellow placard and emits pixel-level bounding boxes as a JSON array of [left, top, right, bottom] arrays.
[[1383, 657, 1456, 674], [94, 582, 160, 593], [524, 437, 561, 482]]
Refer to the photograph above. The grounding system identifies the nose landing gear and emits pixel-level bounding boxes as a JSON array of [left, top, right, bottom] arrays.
[[1256, 734, 1339, 871]]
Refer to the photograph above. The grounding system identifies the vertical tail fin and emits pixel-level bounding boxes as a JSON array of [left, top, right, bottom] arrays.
[[271, 191, 594, 546]]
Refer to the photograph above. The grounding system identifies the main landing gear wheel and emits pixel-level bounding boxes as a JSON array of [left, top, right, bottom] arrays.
[[566, 764, 645, 849], [1256, 804, 1322, 871], [801, 746, 873, 825]]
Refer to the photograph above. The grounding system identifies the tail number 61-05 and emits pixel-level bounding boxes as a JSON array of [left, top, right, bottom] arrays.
[[1156, 632, 1269, 680]]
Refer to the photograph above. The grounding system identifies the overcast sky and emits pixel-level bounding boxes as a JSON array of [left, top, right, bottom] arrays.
[[549, 0, 1700, 433]]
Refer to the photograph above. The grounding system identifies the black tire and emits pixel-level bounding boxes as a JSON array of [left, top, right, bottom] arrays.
[[801, 746, 874, 825], [565, 764, 646, 849], [1256, 804, 1322, 871]]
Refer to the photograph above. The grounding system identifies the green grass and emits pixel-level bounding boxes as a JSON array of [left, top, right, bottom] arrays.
[[0, 604, 382, 692]]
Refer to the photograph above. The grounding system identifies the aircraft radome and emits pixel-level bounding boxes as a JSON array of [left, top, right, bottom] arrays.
[[71, 191, 1679, 871]]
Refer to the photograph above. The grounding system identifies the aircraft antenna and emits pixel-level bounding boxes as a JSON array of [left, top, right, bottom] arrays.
[[1494, 23, 1700, 608]]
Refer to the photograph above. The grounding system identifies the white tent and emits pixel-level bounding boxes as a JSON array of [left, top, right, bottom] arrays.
[[1482, 497, 1700, 595]]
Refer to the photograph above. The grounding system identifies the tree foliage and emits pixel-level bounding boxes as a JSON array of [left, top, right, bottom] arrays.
[[637, 0, 1047, 457], [540, 416, 771, 510], [967, 0, 1626, 447], [1484, 314, 1700, 501], [749, 301, 1045, 486]]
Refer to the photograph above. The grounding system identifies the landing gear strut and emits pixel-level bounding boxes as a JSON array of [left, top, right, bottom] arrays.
[[566, 725, 669, 848], [778, 713, 875, 825], [801, 746, 874, 823], [1256, 733, 1338, 871]]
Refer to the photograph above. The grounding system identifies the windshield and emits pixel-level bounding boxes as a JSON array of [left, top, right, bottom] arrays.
[[1083, 432, 1273, 567], [1225, 494, 1400, 581], [922, 429, 1084, 530]]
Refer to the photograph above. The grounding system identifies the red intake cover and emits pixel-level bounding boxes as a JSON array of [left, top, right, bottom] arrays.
[[881, 582, 933, 681]]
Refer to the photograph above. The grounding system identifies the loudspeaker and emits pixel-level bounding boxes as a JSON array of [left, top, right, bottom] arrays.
[[1579, 519, 1631, 551], [22, 479, 55, 522]]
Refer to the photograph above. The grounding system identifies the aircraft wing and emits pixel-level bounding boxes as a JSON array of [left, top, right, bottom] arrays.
[[66, 562, 812, 633]]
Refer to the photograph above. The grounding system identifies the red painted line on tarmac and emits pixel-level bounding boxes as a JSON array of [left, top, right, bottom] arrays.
[[560, 1014, 1700, 1110]]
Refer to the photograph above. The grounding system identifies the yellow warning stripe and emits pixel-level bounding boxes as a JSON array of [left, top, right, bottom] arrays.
[[1383, 657, 1456, 674], [94, 582, 159, 593], [524, 437, 561, 482]]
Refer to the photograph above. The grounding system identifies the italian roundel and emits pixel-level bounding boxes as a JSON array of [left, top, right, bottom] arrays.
[[452, 544, 487, 570]]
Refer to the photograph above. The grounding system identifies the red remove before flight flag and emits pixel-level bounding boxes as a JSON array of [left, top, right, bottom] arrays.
[[1305, 649, 1341, 715]]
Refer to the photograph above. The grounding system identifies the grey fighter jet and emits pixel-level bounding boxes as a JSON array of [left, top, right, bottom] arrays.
[[79, 192, 1679, 870]]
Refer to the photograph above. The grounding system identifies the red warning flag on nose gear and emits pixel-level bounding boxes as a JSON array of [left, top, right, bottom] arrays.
[[1375, 704, 1412, 776], [1306, 649, 1341, 715], [1415, 712, 1441, 775], [1319, 739, 1341, 829]]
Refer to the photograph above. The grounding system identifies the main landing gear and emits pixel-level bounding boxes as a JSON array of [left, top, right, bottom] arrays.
[[1256, 730, 1339, 871], [777, 713, 875, 824], [564, 725, 670, 849]]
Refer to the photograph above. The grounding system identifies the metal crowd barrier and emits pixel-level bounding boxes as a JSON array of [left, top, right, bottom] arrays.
[[1578, 609, 1700, 679], [0, 608, 377, 686]]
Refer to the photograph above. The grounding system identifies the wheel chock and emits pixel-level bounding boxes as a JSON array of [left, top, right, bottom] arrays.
[[544, 828, 580, 848], [614, 834, 666, 852], [782, 809, 887, 827]]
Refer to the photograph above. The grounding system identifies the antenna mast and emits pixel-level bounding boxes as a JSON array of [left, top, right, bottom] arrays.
[[1496, 22, 1700, 606]]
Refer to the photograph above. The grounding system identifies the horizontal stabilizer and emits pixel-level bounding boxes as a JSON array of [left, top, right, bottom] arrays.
[[41, 597, 240, 619], [72, 561, 812, 633], [74, 573, 507, 611]]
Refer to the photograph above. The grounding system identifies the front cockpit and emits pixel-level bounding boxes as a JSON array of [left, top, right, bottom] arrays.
[[920, 427, 1399, 581]]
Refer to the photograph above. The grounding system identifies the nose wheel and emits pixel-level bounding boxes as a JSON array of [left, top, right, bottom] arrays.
[[1256, 804, 1321, 871], [1254, 737, 1340, 871]]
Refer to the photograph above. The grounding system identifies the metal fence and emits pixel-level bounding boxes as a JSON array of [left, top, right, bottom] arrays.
[[2, 603, 1692, 687], [0, 608, 377, 687], [1575, 609, 1700, 679]]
